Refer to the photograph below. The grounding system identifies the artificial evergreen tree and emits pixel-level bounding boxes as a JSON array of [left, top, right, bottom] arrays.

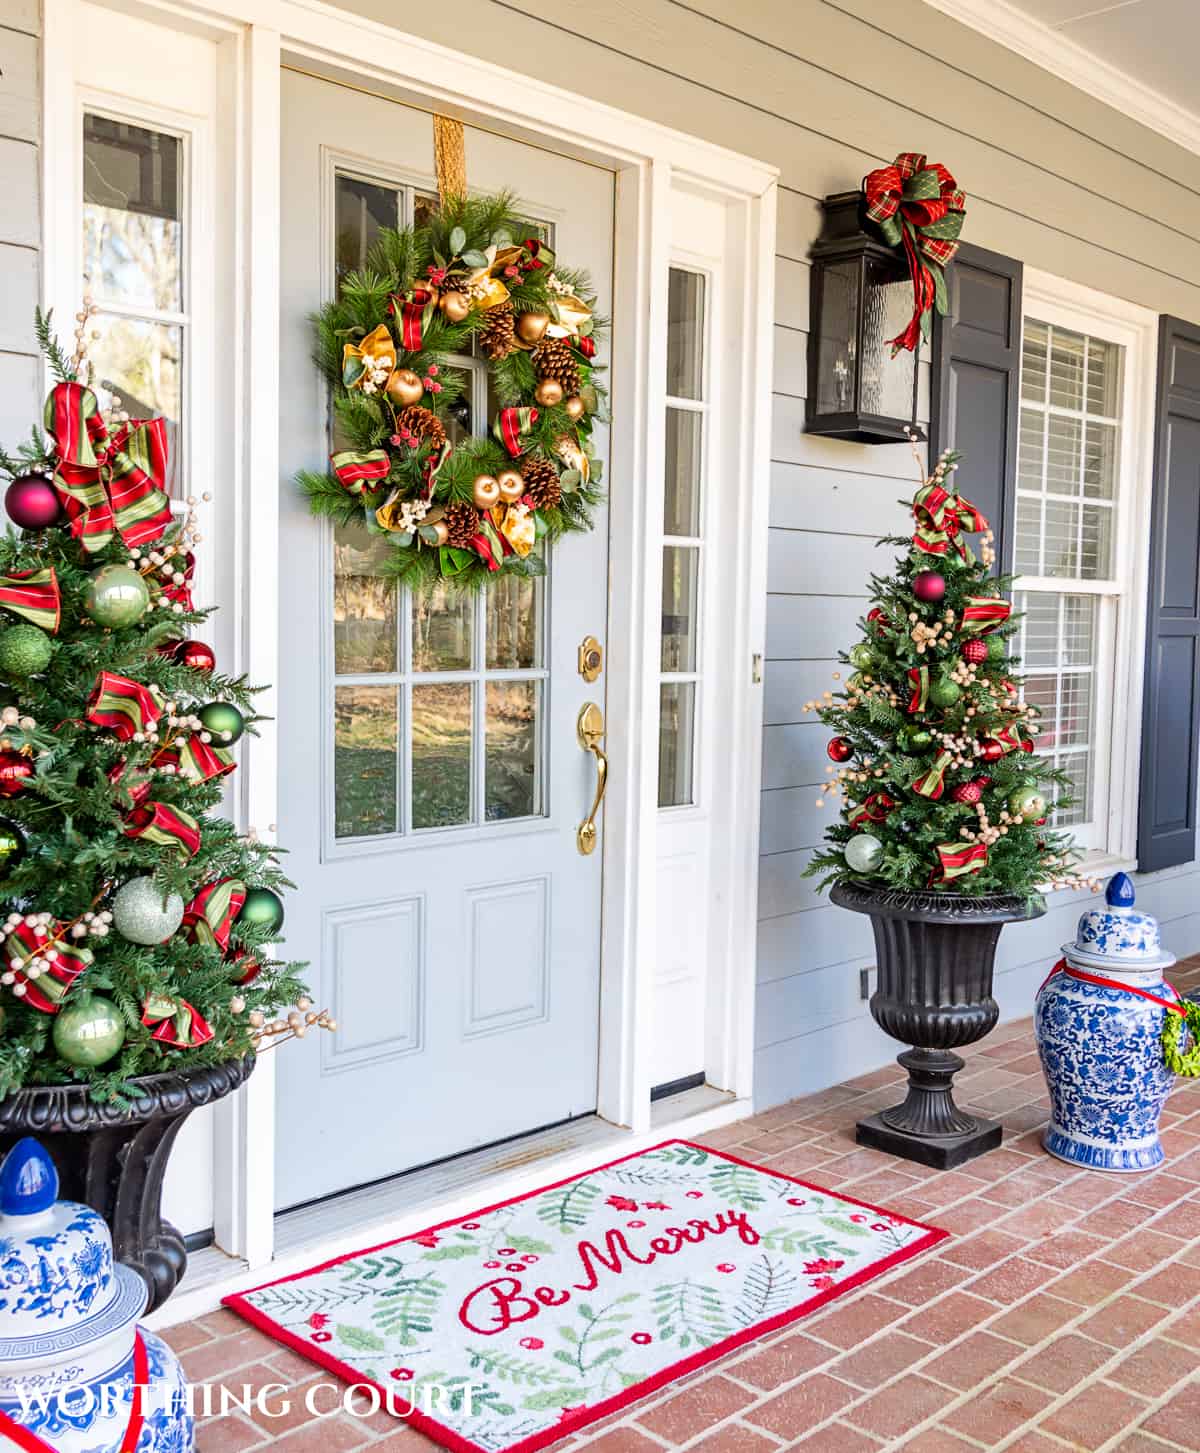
[[805, 445, 1094, 903], [0, 312, 320, 1100]]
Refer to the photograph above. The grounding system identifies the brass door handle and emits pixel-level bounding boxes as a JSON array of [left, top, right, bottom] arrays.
[[577, 702, 608, 855]]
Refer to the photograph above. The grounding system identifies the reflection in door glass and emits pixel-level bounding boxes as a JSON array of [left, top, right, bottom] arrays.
[[412, 583, 473, 672], [486, 681, 541, 820], [335, 175, 399, 281], [412, 683, 472, 829], [88, 315, 182, 496], [486, 569, 544, 670], [658, 682, 696, 808], [335, 685, 399, 837], [334, 527, 398, 675]]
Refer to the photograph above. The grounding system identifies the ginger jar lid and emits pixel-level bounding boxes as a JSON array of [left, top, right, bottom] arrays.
[[1063, 872, 1176, 972], [0, 1139, 146, 1361]]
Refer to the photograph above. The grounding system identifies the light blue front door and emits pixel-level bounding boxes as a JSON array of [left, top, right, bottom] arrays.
[[275, 69, 614, 1210]]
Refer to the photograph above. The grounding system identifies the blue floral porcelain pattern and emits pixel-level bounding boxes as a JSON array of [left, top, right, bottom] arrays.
[[1035, 874, 1178, 1172], [0, 1207, 113, 1324]]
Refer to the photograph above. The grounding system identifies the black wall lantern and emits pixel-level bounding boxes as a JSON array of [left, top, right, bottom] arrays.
[[806, 192, 925, 445]]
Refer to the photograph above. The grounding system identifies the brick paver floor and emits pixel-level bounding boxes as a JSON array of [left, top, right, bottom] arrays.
[[174, 956, 1200, 1452]]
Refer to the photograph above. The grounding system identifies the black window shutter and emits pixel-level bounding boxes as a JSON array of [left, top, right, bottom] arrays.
[[930, 243, 1023, 573], [1137, 317, 1200, 873]]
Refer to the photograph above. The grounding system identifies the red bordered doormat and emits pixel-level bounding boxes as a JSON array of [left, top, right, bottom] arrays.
[[225, 1139, 947, 1453]]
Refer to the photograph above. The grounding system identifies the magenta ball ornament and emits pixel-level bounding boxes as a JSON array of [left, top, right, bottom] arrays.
[[5, 475, 62, 531], [913, 570, 946, 603]]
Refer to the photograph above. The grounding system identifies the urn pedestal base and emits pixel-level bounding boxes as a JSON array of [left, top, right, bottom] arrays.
[[856, 1045, 1002, 1168]]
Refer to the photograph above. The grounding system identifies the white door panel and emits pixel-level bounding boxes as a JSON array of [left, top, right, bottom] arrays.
[[276, 69, 612, 1209]]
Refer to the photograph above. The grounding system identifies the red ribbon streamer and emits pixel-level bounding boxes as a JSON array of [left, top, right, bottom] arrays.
[[0, 1334, 146, 1451], [1039, 958, 1183, 1016]]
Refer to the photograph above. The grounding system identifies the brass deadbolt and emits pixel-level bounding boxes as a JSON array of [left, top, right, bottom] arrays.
[[578, 635, 603, 683]]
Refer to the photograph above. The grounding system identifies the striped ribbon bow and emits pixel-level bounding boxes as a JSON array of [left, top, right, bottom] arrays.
[[931, 841, 988, 885], [124, 800, 202, 857], [912, 481, 988, 562], [913, 750, 954, 800], [108, 759, 153, 809], [495, 407, 540, 458], [3, 921, 93, 1013], [142, 991, 214, 1047], [44, 382, 173, 553], [0, 568, 61, 633], [183, 878, 246, 953], [152, 737, 235, 785], [907, 666, 930, 715], [849, 792, 897, 829], [331, 449, 390, 495], [389, 287, 436, 352], [863, 152, 966, 353], [86, 671, 164, 742], [979, 726, 1030, 758], [961, 596, 1012, 636]]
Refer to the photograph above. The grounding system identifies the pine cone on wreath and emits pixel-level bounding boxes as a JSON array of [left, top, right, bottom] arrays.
[[440, 274, 471, 295], [479, 302, 516, 361], [532, 338, 581, 397], [520, 454, 563, 511], [443, 501, 483, 548], [393, 405, 448, 451]]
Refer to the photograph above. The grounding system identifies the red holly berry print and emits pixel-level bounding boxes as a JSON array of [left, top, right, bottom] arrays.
[[685, 1190, 704, 1199], [716, 1263, 736, 1273], [627, 1220, 646, 1228], [519, 1337, 544, 1351], [390, 1368, 413, 1381], [645, 1200, 671, 1211], [606, 1195, 638, 1212], [312, 1331, 332, 1343], [499, 1249, 516, 1257], [786, 1197, 806, 1207], [803, 1258, 845, 1275], [484, 1260, 501, 1269], [308, 1313, 330, 1330], [631, 1332, 652, 1345]]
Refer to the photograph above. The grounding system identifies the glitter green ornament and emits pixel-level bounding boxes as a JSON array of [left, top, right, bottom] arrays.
[[112, 876, 185, 945], [83, 563, 151, 628], [847, 643, 874, 670], [52, 994, 126, 1067], [928, 677, 962, 708], [0, 624, 52, 677]]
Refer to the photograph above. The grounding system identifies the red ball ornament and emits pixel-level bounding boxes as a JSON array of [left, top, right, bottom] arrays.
[[5, 474, 62, 531], [229, 951, 261, 987], [913, 570, 946, 603], [0, 751, 33, 797], [962, 639, 988, 664], [980, 740, 1005, 762], [950, 781, 983, 804], [827, 737, 853, 763], [174, 640, 216, 671], [867, 607, 889, 634]]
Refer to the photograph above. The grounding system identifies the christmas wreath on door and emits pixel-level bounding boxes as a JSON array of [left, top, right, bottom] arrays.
[[299, 191, 606, 592]]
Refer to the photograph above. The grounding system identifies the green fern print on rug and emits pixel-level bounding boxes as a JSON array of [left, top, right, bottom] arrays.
[[227, 1140, 945, 1453]]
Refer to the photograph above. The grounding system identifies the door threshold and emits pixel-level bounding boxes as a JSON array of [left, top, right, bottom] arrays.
[[147, 1087, 749, 1329]]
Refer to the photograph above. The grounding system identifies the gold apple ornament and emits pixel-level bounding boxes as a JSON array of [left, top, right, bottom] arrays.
[[516, 311, 551, 346], [386, 369, 425, 407], [472, 474, 501, 509], [534, 378, 564, 408], [497, 470, 525, 504]]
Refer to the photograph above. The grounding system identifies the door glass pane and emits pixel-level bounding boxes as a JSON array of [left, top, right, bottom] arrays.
[[486, 681, 541, 821], [88, 315, 182, 494], [334, 527, 397, 674], [412, 584, 473, 672], [335, 685, 398, 839], [664, 408, 702, 537], [486, 571, 543, 669], [83, 115, 181, 313], [411, 683, 472, 828], [661, 546, 699, 672], [667, 268, 705, 400], [658, 682, 696, 807], [335, 174, 398, 281]]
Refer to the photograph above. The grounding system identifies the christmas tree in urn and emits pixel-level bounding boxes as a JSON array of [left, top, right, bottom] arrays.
[[0, 310, 328, 1099]]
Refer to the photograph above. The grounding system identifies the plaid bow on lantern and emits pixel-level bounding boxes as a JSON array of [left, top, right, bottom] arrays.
[[44, 382, 173, 553], [863, 152, 966, 354]]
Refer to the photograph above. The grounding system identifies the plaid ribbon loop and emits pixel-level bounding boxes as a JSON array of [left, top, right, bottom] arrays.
[[45, 382, 173, 553], [331, 450, 390, 495], [961, 596, 1013, 636], [87, 671, 163, 741], [183, 878, 247, 952], [849, 792, 897, 829], [142, 991, 214, 1047], [912, 481, 988, 562], [913, 750, 954, 800], [907, 666, 930, 715], [931, 841, 988, 885], [3, 921, 93, 1013], [863, 152, 966, 354], [124, 801, 202, 857], [494, 407, 541, 458], [0, 568, 61, 633]]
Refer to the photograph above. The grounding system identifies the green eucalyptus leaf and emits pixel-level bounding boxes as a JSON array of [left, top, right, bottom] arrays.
[[449, 226, 467, 256], [461, 249, 489, 268]]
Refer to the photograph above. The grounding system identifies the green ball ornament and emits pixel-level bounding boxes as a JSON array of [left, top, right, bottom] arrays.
[[237, 886, 285, 936], [0, 624, 52, 677], [928, 677, 962, 708], [844, 832, 884, 873], [52, 995, 126, 1067], [1008, 786, 1047, 821], [83, 563, 151, 628], [198, 702, 246, 745], [897, 725, 934, 754], [112, 876, 185, 945], [847, 643, 874, 670], [986, 634, 1007, 662], [0, 817, 25, 877]]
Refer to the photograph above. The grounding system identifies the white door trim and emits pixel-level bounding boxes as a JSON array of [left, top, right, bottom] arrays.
[[41, 0, 777, 1282]]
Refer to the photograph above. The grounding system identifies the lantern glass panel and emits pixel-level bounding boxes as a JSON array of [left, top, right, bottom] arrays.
[[859, 256, 917, 420], [814, 259, 859, 415]]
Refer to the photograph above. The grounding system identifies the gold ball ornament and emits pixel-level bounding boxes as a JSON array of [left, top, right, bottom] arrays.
[[497, 470, 525, 504], [515, 311, 550, 345], [534, 378, 565, 408], [386, 369, 424, 407], [427, 520, 450, 546], [472, 474, 501, 509], [438, 290, 471, 323], [563, 396, 586, 422]]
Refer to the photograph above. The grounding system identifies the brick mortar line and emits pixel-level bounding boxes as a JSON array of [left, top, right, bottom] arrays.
[[1093, 1368, 1200, 1453]]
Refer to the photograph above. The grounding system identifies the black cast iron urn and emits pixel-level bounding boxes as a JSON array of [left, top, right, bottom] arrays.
[[832, 884, 1042, 1169]]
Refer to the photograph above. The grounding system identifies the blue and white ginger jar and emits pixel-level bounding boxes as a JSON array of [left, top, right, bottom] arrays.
[[0, 1138, 193, 1451], [1034, 873, 1178, 1172]]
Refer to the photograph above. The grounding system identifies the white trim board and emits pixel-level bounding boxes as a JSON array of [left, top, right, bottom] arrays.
[[922, 0, 1200, 159]]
